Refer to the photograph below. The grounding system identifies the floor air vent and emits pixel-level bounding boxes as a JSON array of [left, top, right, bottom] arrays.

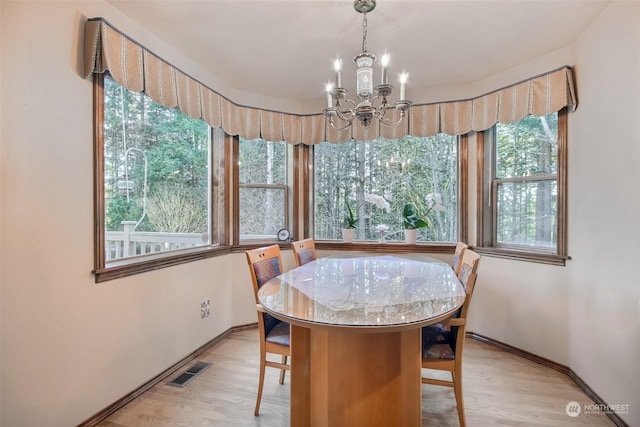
[[167, 361, 212, 388]]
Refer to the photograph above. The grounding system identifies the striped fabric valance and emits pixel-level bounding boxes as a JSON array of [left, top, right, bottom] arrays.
[[84, 18, 577, 145]]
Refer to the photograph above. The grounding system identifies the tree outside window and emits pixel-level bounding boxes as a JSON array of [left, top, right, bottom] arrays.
[[238, 138, 288, 240], [102, 76, 211, 261], [313, 136, 458, 243], [494, 113, 558, 250]]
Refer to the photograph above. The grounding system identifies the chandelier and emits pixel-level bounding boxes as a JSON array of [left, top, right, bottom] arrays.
[[323, 0, 412, 130]]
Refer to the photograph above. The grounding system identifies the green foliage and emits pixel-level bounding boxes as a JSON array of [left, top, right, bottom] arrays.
[[105, 192, 144, 231], [343, 201, 359, 229], [103, 76, 209, 235], [402, 203, 428, 229]]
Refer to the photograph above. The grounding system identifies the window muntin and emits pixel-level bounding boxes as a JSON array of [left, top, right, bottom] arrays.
[[313, 135, 458, 243], [238, 138, 288, 240], [484, 111, 565, 255], [101, 75, 216, 267]]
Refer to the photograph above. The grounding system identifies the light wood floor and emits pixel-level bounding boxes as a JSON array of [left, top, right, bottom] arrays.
[[97, 329, 614, 427]]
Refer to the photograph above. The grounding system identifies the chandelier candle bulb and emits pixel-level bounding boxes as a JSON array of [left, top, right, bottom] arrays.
[[326, 83, 333, 108], [334, 58, 342, 88], [399, 72, 408, 100], [381, 54, 390, 84]]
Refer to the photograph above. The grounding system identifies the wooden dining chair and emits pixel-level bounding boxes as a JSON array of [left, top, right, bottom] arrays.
[[291, 238, 317, 267], [451, 241, 469, 275], [245, 244, 291, 416], [421, 249, 481, 427]]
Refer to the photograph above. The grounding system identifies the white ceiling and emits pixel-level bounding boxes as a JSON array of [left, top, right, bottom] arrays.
[[107, 0, 608, 103]]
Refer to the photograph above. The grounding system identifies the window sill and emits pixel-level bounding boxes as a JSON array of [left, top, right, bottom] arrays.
[[232, 241, 457, 254], [315, 241, 456, 254], [232, 240, 292, 251], [94, 246, 233, 283], [472, 247, 569, 266]]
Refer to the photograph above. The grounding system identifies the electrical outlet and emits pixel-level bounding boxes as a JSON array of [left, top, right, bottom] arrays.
[[201, 299, 210, 318]]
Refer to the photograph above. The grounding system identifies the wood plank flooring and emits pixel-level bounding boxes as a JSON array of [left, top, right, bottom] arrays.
[[97, 329, 614, 427]]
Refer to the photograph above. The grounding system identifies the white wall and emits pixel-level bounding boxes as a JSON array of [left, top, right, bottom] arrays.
[[0, 2, 4, 424], [0, 2, 255, 426], [468, 3, 640, 425], [1, 1, 638, 426], [568, 1, 640, 423]]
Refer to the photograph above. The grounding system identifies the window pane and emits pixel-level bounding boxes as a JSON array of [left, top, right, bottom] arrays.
[[239, 138, 286, 184], [239, 187, 286, 238], [239, 138, 288, 240], [314, 135, 458, 242], [493, 112, 559, 252], [496, 180, 557, 249], [103, 76, 210, 261], [496, 113, 558, 179]]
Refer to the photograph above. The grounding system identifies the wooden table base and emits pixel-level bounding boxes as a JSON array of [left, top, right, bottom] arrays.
[[290, 325, 422, 427]]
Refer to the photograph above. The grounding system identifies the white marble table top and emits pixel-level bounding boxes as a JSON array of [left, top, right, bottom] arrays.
[[258, 255, 465, 331]]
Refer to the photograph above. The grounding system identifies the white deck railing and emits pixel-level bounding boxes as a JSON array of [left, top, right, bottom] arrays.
[[105, 221, 205, 261]]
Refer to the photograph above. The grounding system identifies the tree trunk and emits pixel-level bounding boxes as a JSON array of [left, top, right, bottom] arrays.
[[265, 141, 274, 234]]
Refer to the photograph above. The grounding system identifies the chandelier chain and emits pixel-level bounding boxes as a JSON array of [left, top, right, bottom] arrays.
[[362, 7, 368, 53]]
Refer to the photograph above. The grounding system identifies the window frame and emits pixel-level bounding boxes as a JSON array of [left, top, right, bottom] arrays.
[[232, 137, 299, 246], [94, 72, 475, 269], [93, 73, 230, 283], [476, 109, 568, 265]]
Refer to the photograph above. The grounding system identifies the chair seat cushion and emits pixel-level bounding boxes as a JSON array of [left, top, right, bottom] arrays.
[[423, 342, 455, 360], [422, 324, 455, 360], [265, 321, 290, 347]]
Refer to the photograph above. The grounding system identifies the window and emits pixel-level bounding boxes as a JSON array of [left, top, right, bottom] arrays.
[[313, 135, 459, 243], [237, 138, 290, 241], [94, 74, 228, 282], [478, 110, 567, 263]]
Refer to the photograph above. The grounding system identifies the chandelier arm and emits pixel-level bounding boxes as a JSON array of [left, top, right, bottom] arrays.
[[369, 94, 384, 108], [336, 108, 356, 122], [342, 98, 357, 109], [371, 99, 388, 119], [379, 108, 408, 128], [328, 114, 354, 131]]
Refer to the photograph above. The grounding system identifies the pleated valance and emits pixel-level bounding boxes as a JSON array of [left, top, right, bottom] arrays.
[[84, 18, 577, 145]]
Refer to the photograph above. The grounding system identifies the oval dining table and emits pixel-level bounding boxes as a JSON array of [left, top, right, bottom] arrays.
[[257, 254, 466, 427]]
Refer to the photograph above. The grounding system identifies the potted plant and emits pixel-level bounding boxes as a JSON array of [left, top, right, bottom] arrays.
[[402, 203, 428, 244], [342, 201, 359, 243]]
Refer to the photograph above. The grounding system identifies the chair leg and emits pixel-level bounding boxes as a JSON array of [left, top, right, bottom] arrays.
[[254, 352, 266, 416], [453, 369, 465, 427], [279, 355, 288, 384]]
